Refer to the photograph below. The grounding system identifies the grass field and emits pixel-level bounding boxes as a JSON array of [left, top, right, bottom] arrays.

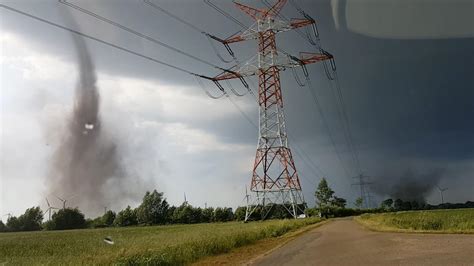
[[0, 218, 321, 265], [356, 208, 474, 233]]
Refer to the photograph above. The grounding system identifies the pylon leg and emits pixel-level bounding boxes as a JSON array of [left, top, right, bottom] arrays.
[[245, 189, 306, 221]]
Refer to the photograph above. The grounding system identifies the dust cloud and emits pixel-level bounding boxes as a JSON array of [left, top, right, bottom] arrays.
[[47, 13, 125, 216], [372, 167, 445, 203]]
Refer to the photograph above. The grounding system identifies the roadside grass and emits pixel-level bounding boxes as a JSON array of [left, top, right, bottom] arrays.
[[356, 208, 474, 234], [0, 218, 321, 265], [193, 219, 330, 265]]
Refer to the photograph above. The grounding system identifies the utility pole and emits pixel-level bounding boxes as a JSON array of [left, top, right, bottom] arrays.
[[207, 0, 334, 220], [352, 174, 373, 209]]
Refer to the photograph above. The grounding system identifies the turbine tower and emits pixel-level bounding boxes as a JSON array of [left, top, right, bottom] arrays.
[[209, 0, 334, 220], [436, 185, 448, 204], [45, 198, 59, 221]]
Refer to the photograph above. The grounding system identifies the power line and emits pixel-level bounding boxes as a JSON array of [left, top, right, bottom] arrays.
[[290, 0, 364, 176], [143, 0, 206, 34], [226, 93, 327, 180], [58, 0, 225, 71], [143, 0, 236, 64], [328, 69, 361, 174], [199, 1, 330, 182], [203, 0, 247, 29], [303, 74, 351, 177], [0, 4, 198, 76], [261, 0, 317, 47], [2, 3, 326, 194]]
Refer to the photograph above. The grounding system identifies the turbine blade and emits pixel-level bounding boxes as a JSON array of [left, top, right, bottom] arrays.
[[54, 195, 65, 202]]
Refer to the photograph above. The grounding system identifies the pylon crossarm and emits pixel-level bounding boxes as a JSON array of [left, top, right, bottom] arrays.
[[223, 17, 315, 44], [299, 51, 334, 65], [290, 18, 315, 29], [233, 1, 266, 20], [213, 51, 318, 81], [263, 0, 287, 19]]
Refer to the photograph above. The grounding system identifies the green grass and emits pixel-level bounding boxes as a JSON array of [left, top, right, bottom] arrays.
[[356, 208, 474, 233], [0, 218, 321, 265]]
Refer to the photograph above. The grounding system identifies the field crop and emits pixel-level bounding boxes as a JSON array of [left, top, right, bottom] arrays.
[[356, 208, 474, 233], [0, 218, 321, 265]]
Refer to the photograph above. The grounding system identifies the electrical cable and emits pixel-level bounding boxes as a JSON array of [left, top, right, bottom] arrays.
[[323, 65, 361, 175], [261, 0, 317, 47], [334, 70, 362, 173], [225, 80, 247, 97], [59, 0, 255, 97], [143, 0, 236, 63], [1, 4, 230, 102], [291, 0, 364, 175], [2, 3, 326, 186], [0, 4, 198, 76], [203, 0, 247, 29], [291, 65, 306, 87], [226, 93, 328, 180], [58, 0, 226, 71], [194, 76, 226, 99], [304, 74, 351, 177]]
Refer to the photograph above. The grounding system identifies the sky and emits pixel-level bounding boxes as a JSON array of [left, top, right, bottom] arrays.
[[1, 0, 473, 219]]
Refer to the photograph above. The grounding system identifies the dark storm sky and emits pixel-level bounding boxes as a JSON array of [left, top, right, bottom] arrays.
[[1, 0, 473, 216]]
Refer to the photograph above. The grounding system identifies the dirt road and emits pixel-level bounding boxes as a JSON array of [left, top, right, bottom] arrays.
[[253, 218, 474, 266]]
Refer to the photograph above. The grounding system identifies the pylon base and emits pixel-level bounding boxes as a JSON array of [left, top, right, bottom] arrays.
[[245, 189, 306, 221]]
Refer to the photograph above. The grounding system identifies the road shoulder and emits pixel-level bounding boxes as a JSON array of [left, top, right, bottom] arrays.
[[193, 219, 330, 265]]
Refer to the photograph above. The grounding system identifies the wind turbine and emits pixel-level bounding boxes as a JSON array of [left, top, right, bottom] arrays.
[[183, 192, 188, 206], [436, 185, 448, 204], [2, 213, 12, 221], [45, 198, 59, 220], [54, 195, 76, 209]]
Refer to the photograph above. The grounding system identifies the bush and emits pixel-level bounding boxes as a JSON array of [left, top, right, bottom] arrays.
[[49, 208, 86, 230], [136, 190, 169, 225], [3, 207, 43, 232], [114, 206, 138, 227], [234, 206, 246, 221], [0, 220, 6, 232]]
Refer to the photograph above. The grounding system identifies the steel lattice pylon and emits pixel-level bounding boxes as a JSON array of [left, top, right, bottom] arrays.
[[209, 0, 334, 220]]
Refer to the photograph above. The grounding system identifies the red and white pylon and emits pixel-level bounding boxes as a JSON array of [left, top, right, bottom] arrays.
[[210, 0, 333, 220]]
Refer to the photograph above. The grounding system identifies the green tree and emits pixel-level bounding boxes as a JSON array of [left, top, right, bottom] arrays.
[[50, 208, 86, 230], [213, 207, 233, 222], [201, 207, 214, 223], [6, 216, 21, 232], [166, 206, 176, 223], [315, 178, 335, 218], [114, 206, 138, 227], [381, 198, 394, 209], [234, 206, 246, 221], [355, 197, 364, 209], [315, 178, 335, 208], [136, 190, 169, 225], [172, 204, 199, 224], [0, 220, 7, 232], [17, 207, 43, 231], [331, 196, 347, 208], [102, 210, 116, 226], [394, 199, 403, 210]]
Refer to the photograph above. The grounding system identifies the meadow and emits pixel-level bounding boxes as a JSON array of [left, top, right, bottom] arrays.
[[356, 208, 474, 233], [0, 218, 321, 265]]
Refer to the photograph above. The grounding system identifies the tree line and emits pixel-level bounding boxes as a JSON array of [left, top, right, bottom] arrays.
[[306, 178, 474, 218], [2, 182, 473, 232], [0, 190, 237, 232]]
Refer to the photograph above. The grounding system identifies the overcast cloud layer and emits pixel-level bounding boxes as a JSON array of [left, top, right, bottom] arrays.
[[1, 0, 473, 218]]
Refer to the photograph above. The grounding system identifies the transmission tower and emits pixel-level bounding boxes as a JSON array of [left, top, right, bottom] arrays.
[[352, 174, 373, 208], [203, 0, 334, 220]]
